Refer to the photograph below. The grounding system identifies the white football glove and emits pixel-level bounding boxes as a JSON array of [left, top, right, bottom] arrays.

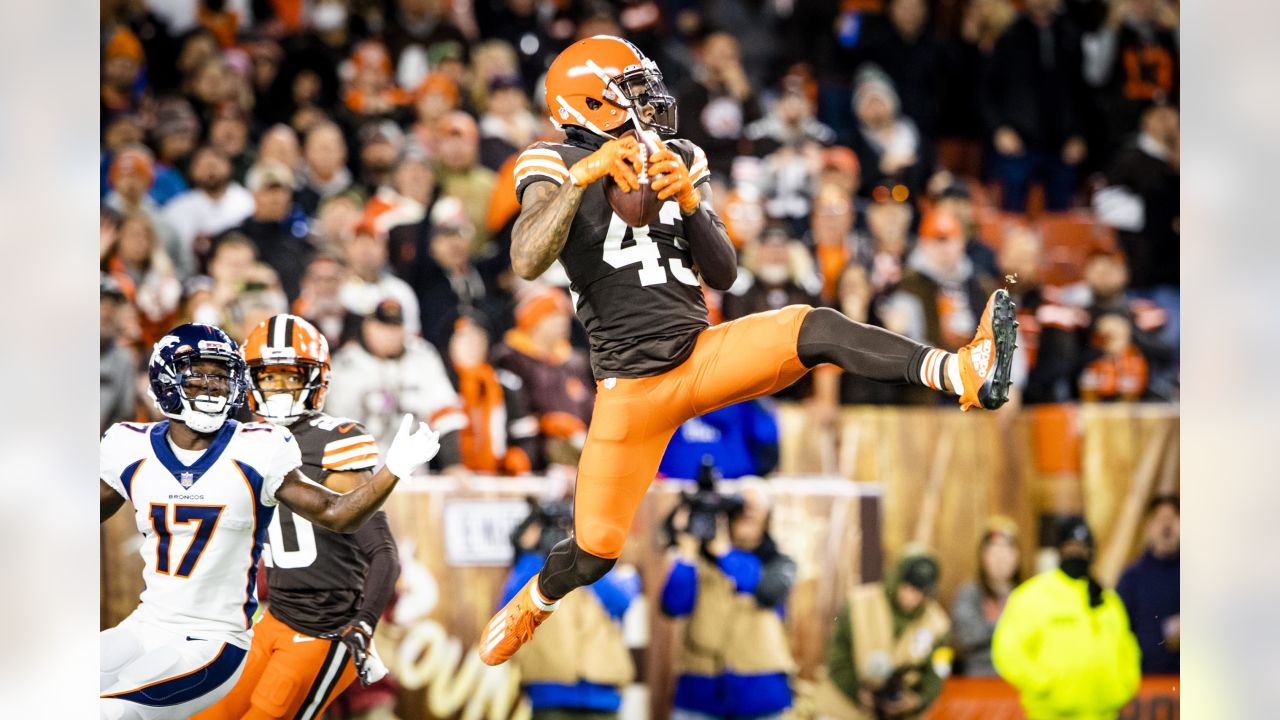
[[384, 414, 441, 480]]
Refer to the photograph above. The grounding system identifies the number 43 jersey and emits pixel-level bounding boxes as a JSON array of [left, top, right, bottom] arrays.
[[100, 420, 302, 648], [262, 411, 383, 636], [514, 135, 714, 380]]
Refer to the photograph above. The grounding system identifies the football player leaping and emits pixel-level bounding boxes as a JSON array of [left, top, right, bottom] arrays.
[[480, 35, 1017, 665], [100, 323, 439, 719], [195, 315, 398, 719]]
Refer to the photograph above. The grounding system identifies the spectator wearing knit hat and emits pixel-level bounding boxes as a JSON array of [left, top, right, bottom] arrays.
[[341, 40, 414, 129], [104, 146, 187, 279], [415, 197, 509, 353], [849, 65, 934, 201], [479, 74, 538, 171], [147, 97, 202, 205], [102, 27, 147, 121], [408, 72, 462, 161], [356, 120, 408, 196], [491, 287, 596, 471], [880, 209, 997, 401]]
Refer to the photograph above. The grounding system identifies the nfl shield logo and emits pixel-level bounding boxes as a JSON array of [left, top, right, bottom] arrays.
[[179, 472, 195, 489]]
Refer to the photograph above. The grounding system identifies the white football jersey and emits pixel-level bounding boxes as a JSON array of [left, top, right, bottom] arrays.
[[101, 419, 302, 648]]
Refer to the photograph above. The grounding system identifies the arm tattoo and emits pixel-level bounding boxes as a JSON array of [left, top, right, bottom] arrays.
[[511, 180, 586, 279]]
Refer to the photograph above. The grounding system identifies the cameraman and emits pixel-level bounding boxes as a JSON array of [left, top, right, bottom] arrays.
[[660, 481, 798, 720], [499, 499, 638, 720], [815, 548, 951, 720]]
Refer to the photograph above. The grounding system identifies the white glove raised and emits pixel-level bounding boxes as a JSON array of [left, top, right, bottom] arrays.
[[384, 414, 441, 480]]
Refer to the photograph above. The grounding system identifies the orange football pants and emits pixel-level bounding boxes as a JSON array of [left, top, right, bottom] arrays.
[[574, 304, 813, 557], [192, 609, 356, 720]]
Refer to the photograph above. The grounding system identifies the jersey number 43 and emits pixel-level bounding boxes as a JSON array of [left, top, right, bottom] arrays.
[[603, 201, 699, 287]]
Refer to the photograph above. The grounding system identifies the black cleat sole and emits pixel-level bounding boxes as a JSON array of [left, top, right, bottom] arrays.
[[980, 289, 1019, 410]]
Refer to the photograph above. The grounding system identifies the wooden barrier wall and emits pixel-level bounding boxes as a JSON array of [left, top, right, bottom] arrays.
[[100, 403, 1178, 719]]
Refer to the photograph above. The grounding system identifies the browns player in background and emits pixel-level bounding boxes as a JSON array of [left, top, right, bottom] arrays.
[[196, 315, 399, 720], [479, 35, 1019, 665]]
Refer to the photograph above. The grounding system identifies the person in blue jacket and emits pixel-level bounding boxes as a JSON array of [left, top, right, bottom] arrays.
[[499, 499, 640, 720], [661, 482, 797, 720], [659, 399, 780, 480]]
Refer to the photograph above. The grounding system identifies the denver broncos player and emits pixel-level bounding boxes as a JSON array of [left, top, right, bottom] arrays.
[[478, 36, 1019, 666], [195, 315, 397, 719], [99, 324, 439, 719]]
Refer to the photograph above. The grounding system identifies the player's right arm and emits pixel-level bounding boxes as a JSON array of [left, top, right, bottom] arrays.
[[275, 414, 439, 533], [510, 138, 642, 279]]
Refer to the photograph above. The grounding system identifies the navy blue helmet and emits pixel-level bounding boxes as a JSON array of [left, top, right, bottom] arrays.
[[148, 324, 247, 432]]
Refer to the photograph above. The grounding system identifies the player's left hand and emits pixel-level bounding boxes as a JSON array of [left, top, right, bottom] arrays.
[[385, 414, 441, 479], [649, 140, 700, 215], [321, 621, 376, 684]]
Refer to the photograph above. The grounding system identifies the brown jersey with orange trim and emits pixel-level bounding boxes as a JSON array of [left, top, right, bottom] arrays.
[[263, 411, 383, 634], [514, 135, 713, 379]]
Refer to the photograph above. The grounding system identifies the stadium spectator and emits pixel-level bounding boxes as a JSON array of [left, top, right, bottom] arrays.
[[817, 548, 950, 720], [100, 212, 183, 346], [100, 274, 138, 433], [1093, 103, 1180, 351], [147, 98, 201, 205], [980, 0, 1088, 211], [661, 482, 797, 719], [414, 197, 509, 351], [881, 209, 998, 354], [436, 111, 498, 251], [293, 254, 363, 352], [849, 65, 933, 201], [448, 314, 536, 475], [503, 498, 638, 720], [1083, 0, 1179, 155], [407, 72, 462, 160], [1078, 310, 1150, 401], [677, 32, 763, 180], [929, 175, 999, 279], [491, 287, 595, 471], [298, 121, 356, 217], [724, 227, 823, 322], [237, 161, 314, 301], [103, 145, 188, 279], [747, 75, 835, 234], [162, 144, 256, 269], [339, 221, 422, 337], [102, 27, 147, 120], [808, 185, 865, 305], [255, 124, 302, 179], [862, 194, 914, 295], [818, 145, 862, 198], [325, 298, 468, 472], [314, 191, 365, 254], [341, 40, 412, 128], [660, 400, 781, 481], [993, 518, 1141, 719], [355, 120, 407, 197], [478, 74, 537, 170], [382, 0, 470, 79], [950, 516, 1023, 677], [851, 0, 947, 138], [1116, 495, 1180, 675], [208, 110, 254, 184], [187, 232, 257, 327]]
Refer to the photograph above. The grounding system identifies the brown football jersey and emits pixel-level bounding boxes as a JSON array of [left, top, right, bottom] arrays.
[[514, 135, 713, 379], [263, 411, 383, 635]]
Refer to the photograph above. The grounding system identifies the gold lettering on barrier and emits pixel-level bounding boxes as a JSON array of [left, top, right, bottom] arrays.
[[383, 539, 531, 720]]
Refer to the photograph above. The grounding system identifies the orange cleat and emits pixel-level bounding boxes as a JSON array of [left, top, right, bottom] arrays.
[[957, 289, 1018, 411], [478, 576, 555, 666]]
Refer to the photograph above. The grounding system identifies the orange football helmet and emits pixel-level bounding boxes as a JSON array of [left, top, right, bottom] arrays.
[[543, 35, 677, 138], [242, 314, 331, 424]]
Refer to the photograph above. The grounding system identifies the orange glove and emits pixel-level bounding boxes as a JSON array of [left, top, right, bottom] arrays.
[[649, 140, 700, 214], [569, 135, 643, 191]]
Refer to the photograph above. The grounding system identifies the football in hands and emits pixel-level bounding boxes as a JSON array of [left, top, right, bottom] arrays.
[[604, 129, 663, 228]]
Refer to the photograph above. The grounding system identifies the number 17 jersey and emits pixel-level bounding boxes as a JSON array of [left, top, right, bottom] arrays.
[[514, 135, 714, 380]]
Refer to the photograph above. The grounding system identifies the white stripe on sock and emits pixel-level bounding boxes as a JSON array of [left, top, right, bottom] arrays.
[[946, 354, 963, 396]]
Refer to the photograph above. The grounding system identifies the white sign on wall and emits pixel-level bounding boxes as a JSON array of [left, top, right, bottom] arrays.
[[442, 500, 532, 566]]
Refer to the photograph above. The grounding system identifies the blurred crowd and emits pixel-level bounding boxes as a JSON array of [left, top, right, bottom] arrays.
[[100, 0, 1180, 468]]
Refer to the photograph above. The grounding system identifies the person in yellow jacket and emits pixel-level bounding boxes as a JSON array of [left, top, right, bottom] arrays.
[[992, 518, 1141, 720]]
